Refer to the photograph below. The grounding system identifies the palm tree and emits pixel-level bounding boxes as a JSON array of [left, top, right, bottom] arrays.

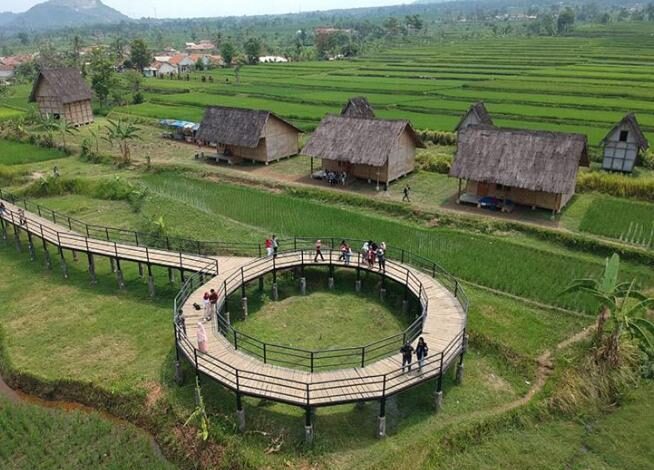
[[184, 377, 210, 442], [564, 254, 654, 366], [104, 119, 140, 164], [54, 118, 78, 152]]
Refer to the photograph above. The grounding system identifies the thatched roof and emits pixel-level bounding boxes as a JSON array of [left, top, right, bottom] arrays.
[[341, 97, 375, 119], [454, 101, 494, 131], [196, 106, 301, 148], [29, 68, 92, 104], [450, 126, 589, 195], [601, 113, 649, 150], [302, 115, 424, 166]]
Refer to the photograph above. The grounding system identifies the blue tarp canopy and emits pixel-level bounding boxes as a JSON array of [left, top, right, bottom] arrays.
[[159, 119, 199, 131]]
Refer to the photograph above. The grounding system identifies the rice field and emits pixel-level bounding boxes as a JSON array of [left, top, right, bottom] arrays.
[[115, 27, 654, 146], [579, 196, 654, 247], [0, 139, 69, 166], [141, 173, 654, 312]]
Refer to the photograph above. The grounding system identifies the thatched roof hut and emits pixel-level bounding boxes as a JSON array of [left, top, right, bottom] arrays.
[[341, 97, 375, 119], [450, 126, 588, 212], [29, 68, 93, 126], [454, 102, 493, 132], [196, 106, 301, 163], [303, 115, 424, 185], [600, 113, 649, 173]]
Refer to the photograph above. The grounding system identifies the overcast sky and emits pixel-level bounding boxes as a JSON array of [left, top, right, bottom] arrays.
[[6, 0, 408, 18]]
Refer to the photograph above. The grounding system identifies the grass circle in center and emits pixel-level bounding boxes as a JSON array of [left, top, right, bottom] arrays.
[[232, 290, 408, 351]]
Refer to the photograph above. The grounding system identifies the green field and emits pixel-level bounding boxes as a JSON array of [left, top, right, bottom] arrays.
[[107, 30, 654, 146], [0, 398, 173, 470], [0, 140, 69, 166], [579, 196, 654, 247]]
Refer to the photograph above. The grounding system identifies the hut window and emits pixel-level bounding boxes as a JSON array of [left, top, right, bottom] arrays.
[[619, 130, 629, 142]]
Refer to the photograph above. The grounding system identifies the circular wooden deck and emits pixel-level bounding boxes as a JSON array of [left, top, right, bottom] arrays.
[[177, 251, 467, 407]]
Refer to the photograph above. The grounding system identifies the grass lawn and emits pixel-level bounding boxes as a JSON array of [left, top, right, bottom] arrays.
[[233, 290, 408, 351], [0, 140, 69, 166], [0, 398, 173, 470]]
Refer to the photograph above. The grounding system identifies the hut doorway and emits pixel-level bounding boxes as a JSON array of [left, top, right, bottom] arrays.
[[477, 182, 491, 197]]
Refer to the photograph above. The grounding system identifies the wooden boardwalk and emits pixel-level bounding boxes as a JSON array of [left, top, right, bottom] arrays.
[[1, 196, 467, 408]]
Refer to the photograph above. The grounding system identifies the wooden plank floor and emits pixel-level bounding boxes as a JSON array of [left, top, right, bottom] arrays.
[[1, 197, 467, 407]]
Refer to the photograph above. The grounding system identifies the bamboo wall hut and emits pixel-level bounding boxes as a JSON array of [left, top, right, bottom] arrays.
[[600, 113, 649, 173], [196, 106, 301, 163], [450, 126, 589, 213], [302, 115, 424, 186], [29, 68, 93, 126], [454, 102, 493, 132], [341, 97, 375, 119]]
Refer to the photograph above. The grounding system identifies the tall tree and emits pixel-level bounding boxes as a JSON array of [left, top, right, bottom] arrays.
[[89, 48, 116, 108], [221, 41, 235, 66], [130, 39, 151, 73], [70, 35, 82, 67], [557, 7, 576, 34], [243, 37, 262, 65]]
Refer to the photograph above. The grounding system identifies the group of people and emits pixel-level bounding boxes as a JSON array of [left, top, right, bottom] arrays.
[[264, 235, 279, 258], [400, 337, 429, 373], [361, 240, 387, 271], [326, 170, 347, 186], [202, 288, 219, 322]]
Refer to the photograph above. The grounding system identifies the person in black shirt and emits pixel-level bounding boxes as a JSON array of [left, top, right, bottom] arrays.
[[416, 337, 429, 371], [400, 342, 414, 373]]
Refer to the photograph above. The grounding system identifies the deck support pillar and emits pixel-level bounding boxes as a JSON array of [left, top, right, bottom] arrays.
[[379, 288, 387, 302], [72, 250, 78, 263], [258, 277, 264, 292], [241, 297, 248, 317], [236, 393, 245, 432], [27, 232, 35, 261], [225, 310, 230, 326], [42, 240, 52, 270], [402, 299, 409, 314], [138, 262, 144, 278], [59, 248, 68, 279], [377, 399, 386, 438], [115, 259, 125, 289], [355, 279, 362, 292], [180, 269, 186, 283], [328, 277, 335, 289], [434, 390, 443, 412], [0, 218, 7, 241], [87, 253, 97, 285], [110, 257, 116, 273], [13, 224, 21, 252], [304, 407, 314, 445], [271, 282, 278, 301], [174, 359, 184, 385], [299, 277, 306, 295], [168, 268, 175, 284], [455, 362, 464, 385], [148, 275, 156, 298]]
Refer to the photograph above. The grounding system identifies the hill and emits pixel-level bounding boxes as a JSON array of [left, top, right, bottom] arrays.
[[2, 0, 129, 31]]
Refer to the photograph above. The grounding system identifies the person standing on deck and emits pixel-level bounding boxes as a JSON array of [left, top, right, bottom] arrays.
[[416, 337, 429, 372], [400, 342, 414, 373], [208, 288, 218, 319], [272, 235, 279, 258], [376, 244, 386, 271], [197, 321, 208, 353], [314, 239, 325, 262], [265, 238, 273, 257], [203, 292, 211, 321]]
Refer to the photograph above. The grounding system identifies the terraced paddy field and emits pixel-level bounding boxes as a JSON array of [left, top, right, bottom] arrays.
[[113, 25, 654, 146]]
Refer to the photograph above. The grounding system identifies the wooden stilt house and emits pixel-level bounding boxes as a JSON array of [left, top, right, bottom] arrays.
[[601, 113, 649, 173], [29, 68, 93, 126], [450, 126, 589, 213], [302, 115, 424, 186], [196, 106, 301, 164]]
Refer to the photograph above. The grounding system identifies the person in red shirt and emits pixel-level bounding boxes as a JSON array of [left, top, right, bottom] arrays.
[[208, 288, 218, 320], [265, 238, 273, 257]]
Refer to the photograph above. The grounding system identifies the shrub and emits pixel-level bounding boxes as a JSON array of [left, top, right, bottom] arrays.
[[417, 130, 457, 146], [416, 153, 452, 174], [641, 149, 654, 170]]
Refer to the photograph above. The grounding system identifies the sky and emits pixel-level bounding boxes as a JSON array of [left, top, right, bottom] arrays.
[[4, 0, 409, 18]]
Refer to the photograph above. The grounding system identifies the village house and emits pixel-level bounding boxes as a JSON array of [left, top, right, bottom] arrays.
[[258, 56, 289, 63], [303, 100, 424, 187], [450, 126, 589, 214], [454, 101, 493, 132], [185, 41, 216, 54], [340, 97, 376, 119], [601, 113, 649, 173], [0, 64, 14, 82], [196, 106, 301, 164], [29, 68, 93, 126]]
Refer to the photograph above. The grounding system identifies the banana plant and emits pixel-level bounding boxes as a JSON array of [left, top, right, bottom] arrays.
[[184, 376, 210, 442]]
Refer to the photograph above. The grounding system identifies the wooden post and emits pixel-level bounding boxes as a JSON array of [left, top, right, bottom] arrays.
[[115, 258, 125, 289], [87, 252, 97, 285], [457, 178, 463, 203]]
